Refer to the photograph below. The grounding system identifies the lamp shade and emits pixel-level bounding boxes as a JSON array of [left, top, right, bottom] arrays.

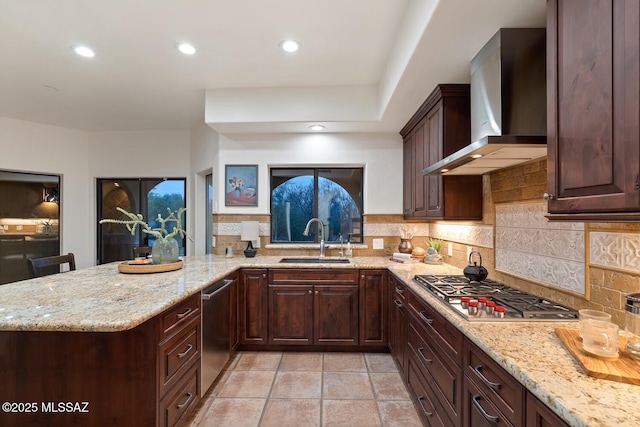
[[240, 221, 259, 241], [240, 221, 259, 258]]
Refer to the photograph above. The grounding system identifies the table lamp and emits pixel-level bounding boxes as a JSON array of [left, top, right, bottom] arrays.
[[240, 221, 259, 258]]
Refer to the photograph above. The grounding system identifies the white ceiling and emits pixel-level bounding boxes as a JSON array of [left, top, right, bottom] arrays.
[[0, 0, 546, 135]]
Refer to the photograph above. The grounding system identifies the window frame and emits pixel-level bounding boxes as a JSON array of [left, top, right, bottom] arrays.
[[269, 167, 363, 244]]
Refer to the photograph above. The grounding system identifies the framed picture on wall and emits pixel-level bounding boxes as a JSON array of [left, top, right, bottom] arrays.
[[225, 164, 258, 206]]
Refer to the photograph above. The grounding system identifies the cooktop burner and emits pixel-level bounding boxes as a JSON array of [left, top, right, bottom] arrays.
[[413, 274, 578, 321]]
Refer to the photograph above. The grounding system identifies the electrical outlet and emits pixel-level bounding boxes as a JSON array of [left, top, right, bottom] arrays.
[[373, 238, 384, 250], [467, 246, 473, 259], [211, 236, 216, 248], [448, 242, 453, 257], [16, 225, 23, 231]]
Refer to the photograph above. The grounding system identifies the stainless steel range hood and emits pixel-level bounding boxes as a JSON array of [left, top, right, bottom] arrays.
[[424, 28, 547, 176]]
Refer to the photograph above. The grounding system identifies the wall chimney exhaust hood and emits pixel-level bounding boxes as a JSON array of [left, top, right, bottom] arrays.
[[424, 28, 547, 176]]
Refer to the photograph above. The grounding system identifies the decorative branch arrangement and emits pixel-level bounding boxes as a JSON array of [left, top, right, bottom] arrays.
[[100, 207, 187, 241], [400, 224, 414, 239]]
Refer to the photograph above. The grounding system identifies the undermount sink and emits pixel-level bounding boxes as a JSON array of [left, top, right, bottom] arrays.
[[279, 258, 350, 264]]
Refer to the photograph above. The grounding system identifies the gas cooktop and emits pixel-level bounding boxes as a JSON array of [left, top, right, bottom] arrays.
[[413, 275, 579, 321]]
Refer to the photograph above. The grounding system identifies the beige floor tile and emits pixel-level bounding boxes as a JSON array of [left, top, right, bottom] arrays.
[[377, 400, 423, 427], [217, 371, 276, 398], [260, 399, 321, 427], [271, 371, 322, 398], [323, 352, 367, 372], [279, 352, 324, 371], [323, 372, 374, 399], [185, 397, 213, 427], [234, 351, 283, 371], [322, 400, 382, 427], [198, 398, 265, 427], [365, 353, 399, 373], [369, 372, 410, 400]]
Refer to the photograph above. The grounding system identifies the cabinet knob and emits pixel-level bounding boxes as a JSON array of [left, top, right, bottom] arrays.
[[308, 290, 312, 294], [436, 206, 440, 210], [543, 193, 554, 200], [315, 290, 318, 295], [262, 273, 266, 278]]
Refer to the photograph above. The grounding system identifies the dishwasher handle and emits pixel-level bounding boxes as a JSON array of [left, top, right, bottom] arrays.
[[202, 279, 234, 300]]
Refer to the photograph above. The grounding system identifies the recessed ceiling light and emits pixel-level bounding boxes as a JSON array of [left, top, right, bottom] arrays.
[[440, 169, 449, 173], [280, 40, 300, 53], [176, 42, 196, 55], [71, 45, 95, 58], [309, 124, 325, 131], [471, 154, 483, 159]]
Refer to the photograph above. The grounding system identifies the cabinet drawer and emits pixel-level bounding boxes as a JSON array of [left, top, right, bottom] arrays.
[[408, 321, 461, 425], [463, 373, 515, 427], [391, 275, 407, 302], [159, 316, 201, 397], [406, 352, 452, 427], [268, 268, 359, 284], [408, 291, 463, 364], [159, 363, 200, 427], [159, 294, 201, 340], [463, 339, 524, 426]]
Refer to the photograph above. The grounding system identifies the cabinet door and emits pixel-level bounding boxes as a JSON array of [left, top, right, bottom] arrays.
[[314, 285, 359, 345], [413, 120, 428, 217], [426, 101, 444, 217], [229, 272, 239, 353], [526, 392, 569, 427], [239, 269, 268, 345], [403, 133, 415, 216], [547, 0, 640, 217], [388, 275, 407, 373], [359, 270, 388, 346], [268, 285, 313, 345]]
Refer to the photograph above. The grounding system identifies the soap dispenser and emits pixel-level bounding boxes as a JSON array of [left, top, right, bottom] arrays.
[[345, 242, 353, 257]]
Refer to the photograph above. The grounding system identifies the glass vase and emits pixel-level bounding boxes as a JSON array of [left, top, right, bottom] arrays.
[[151, 237, 179, 264]]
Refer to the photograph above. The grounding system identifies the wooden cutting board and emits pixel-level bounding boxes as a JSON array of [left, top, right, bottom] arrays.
[[555, 327, 640, 386]]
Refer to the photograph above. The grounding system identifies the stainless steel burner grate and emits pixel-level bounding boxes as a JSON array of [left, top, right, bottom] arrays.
[[413, 274, 578, 321]]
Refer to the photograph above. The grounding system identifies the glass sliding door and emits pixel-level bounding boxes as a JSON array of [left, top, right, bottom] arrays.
[[0, 170, 60, 284], [97, 178, 186, 264]]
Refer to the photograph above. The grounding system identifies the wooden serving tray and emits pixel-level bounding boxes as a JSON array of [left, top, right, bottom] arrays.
[[118, 259, 183, 274], [555, 327, 640, 386]]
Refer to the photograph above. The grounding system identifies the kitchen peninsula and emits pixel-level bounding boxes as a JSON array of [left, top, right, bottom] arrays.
[[0, 255, 637, 427]]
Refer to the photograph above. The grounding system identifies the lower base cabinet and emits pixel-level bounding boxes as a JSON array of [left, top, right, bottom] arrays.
[[389, 287, 571, 427], [526, 392, 570, 427], [0, 293, 202, 427]]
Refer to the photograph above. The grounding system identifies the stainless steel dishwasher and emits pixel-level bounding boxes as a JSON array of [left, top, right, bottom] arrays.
[[201, 276, 233, 396]]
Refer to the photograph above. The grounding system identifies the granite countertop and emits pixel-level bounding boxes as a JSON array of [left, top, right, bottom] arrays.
[[0, 255, 637, 426]]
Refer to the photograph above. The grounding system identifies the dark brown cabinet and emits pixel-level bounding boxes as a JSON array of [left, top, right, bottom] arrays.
[[526, 392, 569, 427], [0, 293, 202, 427], [228, 271, 240, 353], [546, 0, 640, 220], [388, 274, 407, 373], [239, 269, 268, 345], [359, 269, 387, 346], [462, 338, 524, 426], [400, 84, 483, 220], [267, 269, 359, 346], [405, 289, 463, 426]]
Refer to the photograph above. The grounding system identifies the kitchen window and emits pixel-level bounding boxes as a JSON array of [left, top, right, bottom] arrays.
[[270, 168, 363, 243]]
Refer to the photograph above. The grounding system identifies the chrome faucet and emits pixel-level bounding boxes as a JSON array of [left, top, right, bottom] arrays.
[[303, 218, 326, 258]]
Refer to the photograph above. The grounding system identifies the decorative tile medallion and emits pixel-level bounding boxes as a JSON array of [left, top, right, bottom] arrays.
[[590, 232, 640, 273], [495, 202, 586, 295]]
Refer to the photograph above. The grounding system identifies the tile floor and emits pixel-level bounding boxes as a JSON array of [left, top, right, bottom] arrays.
[[186, 351, 422, 427]]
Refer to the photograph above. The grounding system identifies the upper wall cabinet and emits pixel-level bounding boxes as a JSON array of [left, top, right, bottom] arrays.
[[400, 84, 482, 220], [546, 0, 640, 220]]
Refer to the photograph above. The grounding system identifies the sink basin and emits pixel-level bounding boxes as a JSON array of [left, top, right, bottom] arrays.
[[279, 258, 350, 264]]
